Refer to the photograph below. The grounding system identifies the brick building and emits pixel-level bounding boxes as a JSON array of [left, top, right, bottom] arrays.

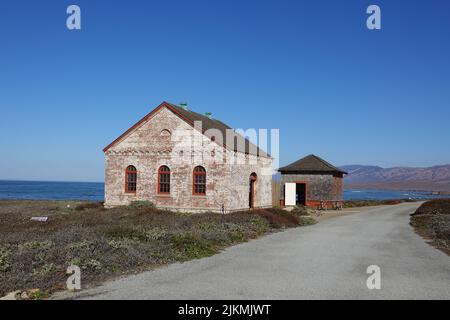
[[103, 101, 273, 212], [278, 154, 347, 209]]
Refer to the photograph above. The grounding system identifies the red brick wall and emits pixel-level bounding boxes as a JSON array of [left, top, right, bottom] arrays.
[[104, 106, 273, 212]]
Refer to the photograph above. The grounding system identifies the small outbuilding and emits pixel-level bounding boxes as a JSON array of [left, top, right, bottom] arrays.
[[278, 154, 347, 209]]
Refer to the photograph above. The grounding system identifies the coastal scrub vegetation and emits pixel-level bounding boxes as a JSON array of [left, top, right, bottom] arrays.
[[410, 199, 450, 255], [291, 205, 309, 216], [0, 200, 312, 297], [343, 199, 414, 208]]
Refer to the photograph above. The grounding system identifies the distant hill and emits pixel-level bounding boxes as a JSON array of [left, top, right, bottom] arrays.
[[341, 164, 450, 193]]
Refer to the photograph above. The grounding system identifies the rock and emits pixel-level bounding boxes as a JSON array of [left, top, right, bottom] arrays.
[[0, 291, 21, 300], [20, 291, 29, 300]]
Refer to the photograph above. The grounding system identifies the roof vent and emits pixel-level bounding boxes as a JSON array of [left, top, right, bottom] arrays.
[[205, 112, 212, 119], [179, 102, 188, 110]]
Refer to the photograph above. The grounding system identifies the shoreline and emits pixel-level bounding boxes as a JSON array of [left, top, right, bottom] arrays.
[[344, 186, 450, 195]]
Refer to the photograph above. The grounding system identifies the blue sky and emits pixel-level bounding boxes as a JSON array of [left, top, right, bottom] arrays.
[[1, 0, 449, 182]]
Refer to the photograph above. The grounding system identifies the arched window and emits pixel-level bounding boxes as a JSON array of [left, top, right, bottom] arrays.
[[160, 129, 171, 137], [193, 166, 206, 195], [158, 166, 171, 194], [125, 165, 137, 193]]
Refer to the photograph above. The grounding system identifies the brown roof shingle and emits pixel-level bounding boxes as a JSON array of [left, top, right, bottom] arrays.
[[103, 101, 269, 157], [166, 102, 269, 157], [278, 154, 347, 174]]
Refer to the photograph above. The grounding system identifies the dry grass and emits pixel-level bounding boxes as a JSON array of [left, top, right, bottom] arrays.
[[0, 200, 305, 297], [410, 199, 450, 255], [343, 199, 413, 208]]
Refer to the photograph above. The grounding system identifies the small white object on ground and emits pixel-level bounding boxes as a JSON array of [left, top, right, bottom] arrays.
[[31, 217, 48, 222]]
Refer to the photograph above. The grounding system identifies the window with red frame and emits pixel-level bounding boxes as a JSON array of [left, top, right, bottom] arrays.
[[125, 165, 137, 193], [193, 166, 206, 195], [158, 166, 171, 194]]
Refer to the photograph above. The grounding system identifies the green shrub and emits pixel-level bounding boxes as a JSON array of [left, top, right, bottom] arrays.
[[85, 259, 102, 270], [29, 289, 49, 300], [0, 246, 12, 272], [229, 230, 248, 242], [107, 238, 139, 249], [129, 201, 155, 209], [171, 232, 217, 261], [75, 202, 105, 211], [109, 265, 121, 273], [21, 240, 54, 251], [144, 227, 168, 241], [195, 221, 219, 231], [75, 202, 106, 211], [67, 240, 94, 251], [291, 205, 308, 216], [32, 263, 56, 276], [69, 257, 102, 271], [104, 226, 145, 241], [299, 217, 318, 226], [69, 257, 82, 266], [249, 216, 269, 234]]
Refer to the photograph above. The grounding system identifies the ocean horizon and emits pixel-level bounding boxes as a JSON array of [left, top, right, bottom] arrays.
[[0, 180, 104, 201], [0, 180, 448, 202]]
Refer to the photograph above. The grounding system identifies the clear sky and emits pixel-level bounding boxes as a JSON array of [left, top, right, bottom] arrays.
[[1, 0, 449, 182]]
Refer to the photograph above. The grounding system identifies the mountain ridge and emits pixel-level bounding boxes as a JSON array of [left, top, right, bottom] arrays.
[[341, 164, 450, 192]]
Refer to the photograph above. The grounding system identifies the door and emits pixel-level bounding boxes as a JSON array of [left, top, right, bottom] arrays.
[[285, 183, 296, 206], [296, 183, 306, 206]]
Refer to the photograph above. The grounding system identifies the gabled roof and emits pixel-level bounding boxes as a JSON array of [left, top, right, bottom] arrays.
[[103, 101, 269, 157], [278, 154, 347, 174]]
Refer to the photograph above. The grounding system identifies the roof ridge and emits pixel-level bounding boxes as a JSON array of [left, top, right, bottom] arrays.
[[169, 103, 231, 128], [310, 154, 340, 171], [278, 154, 347, 174], [167, 102, 268, 157], [103, 101, 270, 158]]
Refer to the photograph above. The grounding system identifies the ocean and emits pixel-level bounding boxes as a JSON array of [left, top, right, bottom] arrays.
[[343, 189, 448, 201], [0, 180, 104, 201], [0, 180, 447, 202]]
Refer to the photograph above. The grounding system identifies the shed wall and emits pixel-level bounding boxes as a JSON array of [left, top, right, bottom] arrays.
[[280, 173, 344, 209]]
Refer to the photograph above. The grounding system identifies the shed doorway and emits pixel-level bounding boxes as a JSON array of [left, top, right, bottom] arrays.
[[249, 173, 257, 208], [295, 183, 306, 206], [285, 182, 307, 206]]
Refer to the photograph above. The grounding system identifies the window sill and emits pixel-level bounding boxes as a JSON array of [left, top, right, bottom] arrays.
[[156, 194, 172, 198]]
